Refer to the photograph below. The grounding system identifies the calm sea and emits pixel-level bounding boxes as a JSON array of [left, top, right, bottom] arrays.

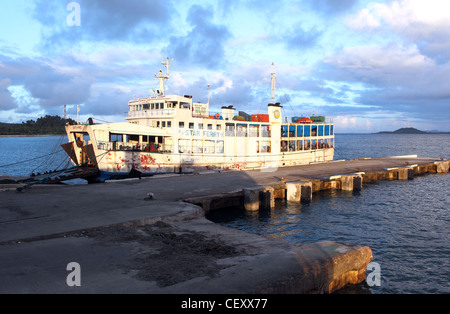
[[207, 133, 450, 294], [0, 134, 449, 293]]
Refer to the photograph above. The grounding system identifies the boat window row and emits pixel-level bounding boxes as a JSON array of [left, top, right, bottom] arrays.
[[179, 122, 222, 131], [178, 139, 272, 155], [281, 124, 334, 137], [129, 101, 191, 111], [225, 123, 271, 137], [99, 133, 173, 153], [280, 138, 334, 152]]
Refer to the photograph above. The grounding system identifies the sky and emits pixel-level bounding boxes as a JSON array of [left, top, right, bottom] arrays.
[[1, 0, 450, 133]]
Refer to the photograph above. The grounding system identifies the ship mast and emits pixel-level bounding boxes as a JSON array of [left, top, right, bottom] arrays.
[[270, 62, 276, 103], [155, 57, 172, 96]]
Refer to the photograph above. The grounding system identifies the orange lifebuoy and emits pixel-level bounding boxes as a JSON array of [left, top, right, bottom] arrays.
[[215, 113, 221, 119]]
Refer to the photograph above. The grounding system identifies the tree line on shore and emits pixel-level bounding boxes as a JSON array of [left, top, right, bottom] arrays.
[[0, 115, 76, 135]]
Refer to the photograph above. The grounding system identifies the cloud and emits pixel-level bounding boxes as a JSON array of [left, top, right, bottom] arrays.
[[346, 0, 450, 62], [83, 88, 131, 117], [0, 55, 40, 85], [0, 79, 16, 110], [322, 42, 450, 122], [167, 5, 231, 69], [33, 0, 171, 48], [286, 25, 323, 49], [306, 0, 358, 14], [23, 64, 93, 108]]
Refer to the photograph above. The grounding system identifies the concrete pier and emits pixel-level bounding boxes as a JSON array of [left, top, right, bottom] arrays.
[[0, 155, 447, 294]]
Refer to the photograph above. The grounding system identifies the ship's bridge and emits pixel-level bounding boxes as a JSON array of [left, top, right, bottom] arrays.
[[126, 94, 209, 120]]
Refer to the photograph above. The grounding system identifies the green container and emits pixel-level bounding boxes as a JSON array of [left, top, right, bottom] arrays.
[[310, 116, 325, 122]]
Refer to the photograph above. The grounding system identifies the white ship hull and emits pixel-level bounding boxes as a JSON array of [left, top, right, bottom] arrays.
[[62, 59, 335, 181]]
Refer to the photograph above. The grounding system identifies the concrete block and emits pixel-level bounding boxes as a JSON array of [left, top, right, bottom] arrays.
[[260, 187, 275, 210], [353, 175, 362, 191], [286, 182, 301, 203], [435, 161, 449, 173], [340, 175, 354, 191], [398, 168, 408, 180], [300, 183, 312, 203], [387, 169, 398, 180], [341, 175, 363, 191], [286, 181, 312, 203], [243, 187, 260, 211]]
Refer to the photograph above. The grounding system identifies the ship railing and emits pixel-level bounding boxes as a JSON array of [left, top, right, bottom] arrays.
[[128, 109, 175, 118]]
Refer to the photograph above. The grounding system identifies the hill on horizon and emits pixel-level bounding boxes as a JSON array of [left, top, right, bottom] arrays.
[[378, 127, 427, 134]]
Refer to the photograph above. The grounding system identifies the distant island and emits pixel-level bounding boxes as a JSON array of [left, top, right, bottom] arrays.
[[0, 115, 75, 136], [377, 127, 450, 134]]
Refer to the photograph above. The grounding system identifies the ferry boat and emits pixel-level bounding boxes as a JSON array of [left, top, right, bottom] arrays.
[[61, 59, 335, 181]]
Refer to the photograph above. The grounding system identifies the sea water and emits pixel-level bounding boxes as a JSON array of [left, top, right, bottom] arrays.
[[207, 133, 450, 294]]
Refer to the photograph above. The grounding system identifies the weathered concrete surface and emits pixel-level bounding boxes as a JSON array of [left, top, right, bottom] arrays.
[[0, 156, 445, 294]]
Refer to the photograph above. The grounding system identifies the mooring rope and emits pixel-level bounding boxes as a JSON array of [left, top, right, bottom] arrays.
[[0, 150, 65, 169]]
